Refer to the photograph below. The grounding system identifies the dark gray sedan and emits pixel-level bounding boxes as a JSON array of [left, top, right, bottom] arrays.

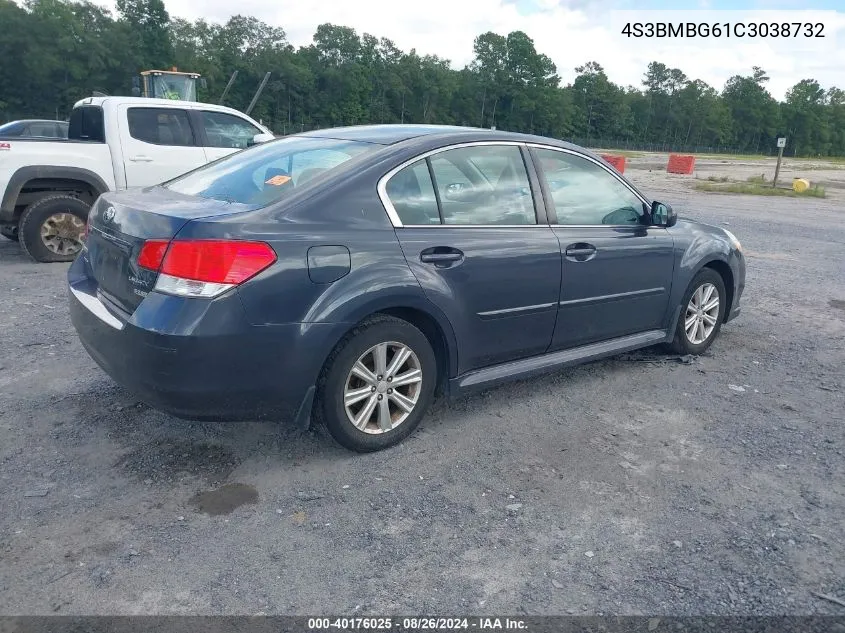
[[68, 125, 745, 452]]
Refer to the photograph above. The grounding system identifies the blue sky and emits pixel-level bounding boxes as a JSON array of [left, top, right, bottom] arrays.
[[106, 0, 845, 101]]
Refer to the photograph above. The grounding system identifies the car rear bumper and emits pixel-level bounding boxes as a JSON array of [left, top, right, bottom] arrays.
[[68, 255, 330, 425]]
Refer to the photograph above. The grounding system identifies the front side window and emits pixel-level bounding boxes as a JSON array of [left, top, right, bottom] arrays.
[[202, 111, 262, 149], [534, 148, 645, 225], [164, 136, 378, 209], [127, 107, 195, 146]]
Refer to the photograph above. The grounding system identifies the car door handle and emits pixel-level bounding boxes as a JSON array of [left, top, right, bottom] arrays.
[[565, 243, 597, 261], [128, 155, 153, 162], [420, 247, 464, 267]]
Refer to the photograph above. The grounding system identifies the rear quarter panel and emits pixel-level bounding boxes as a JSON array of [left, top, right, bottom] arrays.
[[174, 168, 460, 379]]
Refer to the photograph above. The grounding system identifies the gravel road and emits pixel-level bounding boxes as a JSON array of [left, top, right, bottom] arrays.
[[0, 171, 843, 616]]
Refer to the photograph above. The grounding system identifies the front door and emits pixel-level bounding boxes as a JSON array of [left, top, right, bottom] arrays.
[[119, 105, 207, 188], [383, 143, 561, 373], [529, 146, 676, 350]]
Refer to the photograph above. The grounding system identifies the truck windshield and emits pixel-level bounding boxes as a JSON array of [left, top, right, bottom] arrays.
[[163, 136, 379, 209], [150, 74, 196, 101]]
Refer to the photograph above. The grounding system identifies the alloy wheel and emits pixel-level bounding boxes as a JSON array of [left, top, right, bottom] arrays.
[[343, 341, 423, 434], [684, 282, 720, 345], [40, 212, 84, 257]]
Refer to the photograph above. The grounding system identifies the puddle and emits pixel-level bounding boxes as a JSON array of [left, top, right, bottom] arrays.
[[829, 299, 845, 311], [189, 483, 258, 516]]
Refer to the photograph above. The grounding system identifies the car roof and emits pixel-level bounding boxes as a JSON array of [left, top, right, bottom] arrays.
[[293, 123, 582, 151], [1, 119, 66, 125]]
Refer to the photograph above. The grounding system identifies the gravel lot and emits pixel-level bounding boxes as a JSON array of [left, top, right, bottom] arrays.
[[0, 163, 843, 616]]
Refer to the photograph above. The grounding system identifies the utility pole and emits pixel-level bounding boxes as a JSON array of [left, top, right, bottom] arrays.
[[219, 70, 238, 105], [773, 137, 786, 188], [246, 72, 271, 116]]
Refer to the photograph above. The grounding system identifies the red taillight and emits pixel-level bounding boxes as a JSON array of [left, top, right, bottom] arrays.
[[137, 239, 170, 270], [140, 239, 276, 284]]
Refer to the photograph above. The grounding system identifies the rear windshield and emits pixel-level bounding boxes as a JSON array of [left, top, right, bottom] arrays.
[[163, 136, 379, 209]]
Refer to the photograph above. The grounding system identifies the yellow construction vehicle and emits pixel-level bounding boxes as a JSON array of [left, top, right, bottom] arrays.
[[132, 68, 206, 101]]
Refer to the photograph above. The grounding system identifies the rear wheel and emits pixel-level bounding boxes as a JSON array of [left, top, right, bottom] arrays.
[[19, 195, 89, 263], [670, 268, 727, 355], [316, 315, 437, 452]]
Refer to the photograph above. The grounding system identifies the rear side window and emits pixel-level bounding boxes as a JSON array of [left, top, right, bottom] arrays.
[[385, 160, 441, 225], [127, 108, 195, 146], [164, 136, 378, 209], [68, 107, 105, 142]]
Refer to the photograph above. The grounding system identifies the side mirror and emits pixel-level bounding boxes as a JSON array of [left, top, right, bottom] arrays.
[[248, 133, 275, 147], [651, 201, 677, 227], [200, 78, 208, 90], [131, 76, 141, 97]]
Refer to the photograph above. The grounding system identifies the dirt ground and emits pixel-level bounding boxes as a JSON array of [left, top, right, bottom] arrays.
[[0, 158, 843, 616]]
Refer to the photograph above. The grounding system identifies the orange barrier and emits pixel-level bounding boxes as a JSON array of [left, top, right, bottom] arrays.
[[600, 154, 626, 173], [667, 154, 696, 175]]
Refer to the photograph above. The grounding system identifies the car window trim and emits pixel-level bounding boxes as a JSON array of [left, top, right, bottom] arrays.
[[126, 106, 200, 148], [526, 143, 653, 228], [377, 140, 547, 229]]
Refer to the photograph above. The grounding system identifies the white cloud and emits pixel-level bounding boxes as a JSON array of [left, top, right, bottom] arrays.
[[108, 0, 845, 99]]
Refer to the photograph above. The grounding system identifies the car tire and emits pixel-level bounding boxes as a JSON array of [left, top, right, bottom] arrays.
[[316, 315, 438, 452], [670, 268, 727, 355], [0, 224, 18, 241], [19, 195, 89, 263]]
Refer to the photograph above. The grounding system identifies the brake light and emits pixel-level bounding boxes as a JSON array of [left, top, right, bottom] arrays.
[[137, 240, 170, 270], [138, 239, 276, 299]]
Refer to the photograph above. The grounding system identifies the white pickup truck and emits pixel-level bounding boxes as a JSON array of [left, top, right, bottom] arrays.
[[0, 96, 274, 262]]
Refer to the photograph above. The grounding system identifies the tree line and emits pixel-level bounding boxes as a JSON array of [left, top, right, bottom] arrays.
[[2, 0, 844, 156]]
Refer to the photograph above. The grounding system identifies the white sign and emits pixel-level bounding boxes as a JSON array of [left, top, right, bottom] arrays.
[[777, 137, 786, 148]]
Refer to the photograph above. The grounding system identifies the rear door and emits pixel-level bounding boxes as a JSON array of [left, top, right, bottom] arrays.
[[118, 105, 207, 187], [197, 110, 264, 162], [383, 142, 561, 374], [529, 145, 675, 351]]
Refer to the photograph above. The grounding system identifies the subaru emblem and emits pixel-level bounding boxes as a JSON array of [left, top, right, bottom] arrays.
[[103, 206, 116, 222]]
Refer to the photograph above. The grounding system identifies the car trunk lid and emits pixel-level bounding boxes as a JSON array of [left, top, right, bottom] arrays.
[[85, 187, 251, 314]]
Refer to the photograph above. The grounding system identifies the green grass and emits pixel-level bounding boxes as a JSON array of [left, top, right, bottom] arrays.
[[746, 174, 768, 184], [787, 155, 845, 165], [694, 181, 826, 198], [694, 153, 770, 161], [705, 175, 730, 182]]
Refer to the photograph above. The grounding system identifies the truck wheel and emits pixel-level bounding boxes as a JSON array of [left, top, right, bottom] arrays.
[[0, 225, 18, 241], [19, 195, 89, 263]]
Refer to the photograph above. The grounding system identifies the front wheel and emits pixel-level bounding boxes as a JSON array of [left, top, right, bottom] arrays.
[[670, 268, 727, 354], [19, 195, 89, 263], [316, 315, 437, 452]]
